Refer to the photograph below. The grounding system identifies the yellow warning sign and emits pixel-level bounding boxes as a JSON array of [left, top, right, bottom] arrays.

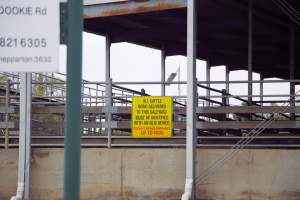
[[132, 96, 173, 138]]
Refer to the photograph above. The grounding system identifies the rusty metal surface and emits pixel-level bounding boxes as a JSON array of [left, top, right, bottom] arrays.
[[84, 0, 187, 18], [83, 0, 300, 80], [84, 0, 129, 6]]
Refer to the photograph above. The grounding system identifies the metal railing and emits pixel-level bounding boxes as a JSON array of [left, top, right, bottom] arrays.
[[195, 88, 300, 186], [0, 76, 299, 148]]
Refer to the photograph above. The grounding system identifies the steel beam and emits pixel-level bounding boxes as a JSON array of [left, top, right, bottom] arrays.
[[84, 0, 128, 6], [182, 0, 197, 199], [161, 47, 166, 96], [290, 20, 295, 119], [23, 73, 32, 200], [248, 0, 253, 105], [106, 78, 113, 148], [10, 118, 300, 134], [106, 34, 111, 82], [206, 61, 211, 107], [84, 0, 187, 18], [225, 66, 230, 106], [260, 74, 264, 105], [196, 121, 300, 129], [13, 73, 32, 200], [177, 66, 181, 96], [30, 105, 300, 115], [64, 0, 83, 199], [8, 135, 300, 148], [105, 34, 112, 147], [197, 106, 299, 114], [5, 80, 10, 149]]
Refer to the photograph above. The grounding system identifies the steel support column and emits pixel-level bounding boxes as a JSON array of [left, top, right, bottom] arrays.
[[182, 0, 197, 199], [225, 67, 230, 119], [161, 47, 166, 96], [260, 75, 264, 106], [248, 0, 253, 105], [23, 73, 32, 200], [106, 34, 111, 82], [206, 61, 211, 107], [64, 0, 83, 199], [5, 80, 10, 149], [106, 78, 113, 148], [105, 34, 112, 147], [178, 66, 181, 96], [225, 66, 230, 106], [290, 20, 295, 119], [12, 73, 32, 200]]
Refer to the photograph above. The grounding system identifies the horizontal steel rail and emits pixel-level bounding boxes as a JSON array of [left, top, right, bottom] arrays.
[[3, 134, 300, 148], [0, 74, 299, 149]]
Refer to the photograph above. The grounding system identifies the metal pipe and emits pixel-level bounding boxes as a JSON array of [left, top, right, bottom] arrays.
[[178, 66, 181, 97], [0, 79, 300, 87], [24, 73, 32, 200], [248, 0, 253, 105], [260, 75, 264, 105], [64, 0, 83, 199], [225, 66, 230, 106], [161, 47, 166, 96], [182, 0, 197, 199], [105, 33, 112, 146], [5, 80, 10, 149], [7, 143, 300, 148], [10, 73, 32, 200], [206, 61, 211, 107], [290, 20, 295, 119], [106, 34, 111, 82], [197, 94, 299, 98], [106, 78, 113, 148], [7, 135, 300, 140], [88, 79, 300, 85], [2, 93, 299, 100]]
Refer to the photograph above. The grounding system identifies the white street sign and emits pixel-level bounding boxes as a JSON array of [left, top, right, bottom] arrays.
[[0, 0, 60, 72]]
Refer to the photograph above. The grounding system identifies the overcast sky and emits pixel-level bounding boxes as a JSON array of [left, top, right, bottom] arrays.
[[59, 32, 294, 106]]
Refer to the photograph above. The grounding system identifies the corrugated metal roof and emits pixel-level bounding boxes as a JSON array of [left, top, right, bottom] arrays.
[[83, 0, 300, 79]]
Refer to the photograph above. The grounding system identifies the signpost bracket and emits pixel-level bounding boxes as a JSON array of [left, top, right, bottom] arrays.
[[60, 2, 68, 45]]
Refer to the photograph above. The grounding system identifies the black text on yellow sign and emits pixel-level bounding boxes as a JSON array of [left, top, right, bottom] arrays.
[[132, 96, 173, 138]]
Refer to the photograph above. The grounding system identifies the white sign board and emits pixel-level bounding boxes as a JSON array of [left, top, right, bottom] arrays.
[[0, 0, 60, 72]]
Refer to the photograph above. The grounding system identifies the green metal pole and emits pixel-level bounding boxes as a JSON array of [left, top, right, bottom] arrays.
[[64, 0, 83, 199]]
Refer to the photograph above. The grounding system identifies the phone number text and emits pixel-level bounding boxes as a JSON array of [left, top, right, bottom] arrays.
[[0, 37, 47, 48]]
